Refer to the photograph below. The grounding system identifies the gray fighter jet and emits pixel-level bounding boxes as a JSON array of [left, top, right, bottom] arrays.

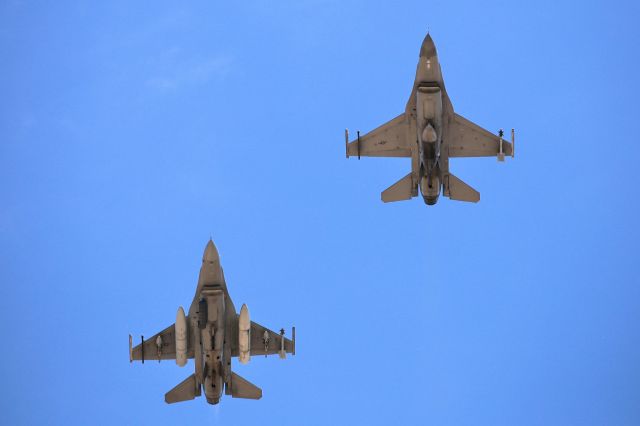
[[346, 33, 515, 205], [129, 240, 295, 405]]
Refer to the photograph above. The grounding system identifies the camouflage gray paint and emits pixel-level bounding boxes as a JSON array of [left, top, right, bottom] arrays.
[[346, 33, 514, 205], [130, 240, 295, 405]]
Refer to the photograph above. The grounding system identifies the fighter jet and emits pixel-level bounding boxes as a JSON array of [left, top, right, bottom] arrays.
[[345, 33, 515, 205], [129, 239, 295, 405]]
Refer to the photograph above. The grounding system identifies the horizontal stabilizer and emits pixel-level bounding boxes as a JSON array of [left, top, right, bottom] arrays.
[[381, 173, 415, 203], [165, 374, 199, 404], [229, 372, 262, 400], [447, 173, 480, 203]]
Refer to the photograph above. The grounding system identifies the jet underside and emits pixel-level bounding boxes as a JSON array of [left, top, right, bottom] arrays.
[[346, 33, 514, 205], [129, 240, 295, 405]]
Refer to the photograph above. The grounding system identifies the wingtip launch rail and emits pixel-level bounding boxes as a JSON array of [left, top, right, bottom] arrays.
[[345, 129, 361, 160], [497, 128, 516, 162]]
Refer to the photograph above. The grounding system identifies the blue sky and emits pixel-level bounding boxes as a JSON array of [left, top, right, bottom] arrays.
[[1, 1, 639, 425]]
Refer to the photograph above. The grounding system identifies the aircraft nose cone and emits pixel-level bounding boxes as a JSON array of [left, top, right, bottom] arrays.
[[203, 239, 220, 263], [420, 33, 437, 58]]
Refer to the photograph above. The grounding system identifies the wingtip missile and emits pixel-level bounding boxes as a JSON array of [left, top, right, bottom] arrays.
[[345, 129, 349, 158], [279, 328, 286, 359], [511, 128, 515, 158], [292, 326, 296, 356]]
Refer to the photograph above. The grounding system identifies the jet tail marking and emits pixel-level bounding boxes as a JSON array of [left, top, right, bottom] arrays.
[[446, 173, 480, 203], [229, 372, 262, 400], [381, 173, 415, 203], [165, 374, 199, 404]]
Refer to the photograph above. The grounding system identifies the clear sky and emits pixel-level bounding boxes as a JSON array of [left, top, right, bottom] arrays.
[[1, 1, 639, 425]]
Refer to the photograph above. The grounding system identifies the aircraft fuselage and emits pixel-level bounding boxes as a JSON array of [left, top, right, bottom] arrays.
[[129, 239, 295, 405], [188, 242, 236, 404], [407, 34, 454, 205]]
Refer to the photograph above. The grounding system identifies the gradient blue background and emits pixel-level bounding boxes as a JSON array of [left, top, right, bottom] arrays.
[[2, 1, 639, 425]]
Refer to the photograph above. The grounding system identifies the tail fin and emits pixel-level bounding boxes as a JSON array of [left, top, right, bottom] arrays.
[[446, 173, 480, 203], [229, 372, 262, 400], [165, 374, 200, 404], [381, 173, 415, 203]]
